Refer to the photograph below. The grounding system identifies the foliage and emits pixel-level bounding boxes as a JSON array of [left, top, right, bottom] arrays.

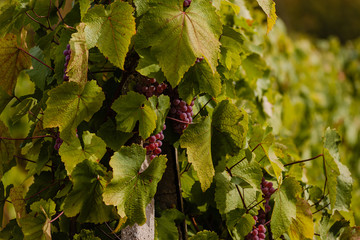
[[0, 0, 358, 239]]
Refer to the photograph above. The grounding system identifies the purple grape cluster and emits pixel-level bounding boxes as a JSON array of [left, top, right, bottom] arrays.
[[63, 44, 71, 81], [183, 0, 191, 8], [246, 218, 267, 240], [136, 78, 167, 98], [261, 177, 276, 213], [144, 125, 166, 160], [169, 98, 194, 134], [246, 178, 276, 240], [196, 57, 204, 63], [54, 136, 63, 151]]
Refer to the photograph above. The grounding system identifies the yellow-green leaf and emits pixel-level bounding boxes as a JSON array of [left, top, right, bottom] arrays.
[[0, 33, 31, 95], [256, 0, 277, 33]]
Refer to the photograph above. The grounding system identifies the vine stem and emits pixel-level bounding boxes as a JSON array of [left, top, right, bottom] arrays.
[[229, 143, 263, 170], [312, 203, 330, 214], [226, 167, 247, 210], [105, 222, 121, 240], [15, 155, 52, 168], [166, 116, 194, 124], [17, 47, 54, 71], [0, 135, 55, 140], [50, 211, 64, 223], [284, 154, 324, 167], [190, 216, 200, 232], [246, 198, 266, 213], [25, 12, 50, 30], [193, 97, 214, 120]]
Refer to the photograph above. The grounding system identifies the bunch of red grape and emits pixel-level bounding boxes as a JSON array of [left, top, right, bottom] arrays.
[[144, 125, 166, 160], [136, 77, 167, 98], [246, 178, 276, 240], [63, 44, 71, 81], [246, 217, 267, 240], [169, 98, 194, 134], [196, 57, 204, 63], [183, 0, 191, 8]]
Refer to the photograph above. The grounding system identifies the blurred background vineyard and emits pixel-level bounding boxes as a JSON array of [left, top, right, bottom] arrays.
[[264, 0, 360, 224]]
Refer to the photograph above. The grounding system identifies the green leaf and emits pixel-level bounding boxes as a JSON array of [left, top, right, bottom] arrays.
[[0, 219, 24, 239], [241, 53, 267, 81], [67, 23, 89, 87], [63, 160, 116, 223], [178, 60, 221, 103], [59, 131, 107, 174], [148, 95, 170, 134], [256, 0, 277, 33], [112, 91, 157, 139], [26, 47, 51, 90], [20, 199, 55, 240], [103, 144, 167, 225], [83, 1, 136, 69], [227, 154, 263, 191], [0, 33, 31, 95], [323, 148, 340, 210], [135, 48, 166, 82], [97, 120, 133, 151], [289, 199, 314, 240], [26, 141, 51, 177], [0, 3, 28, 38], [43, 81, 105, 140], [219, 26, 245, 70], [74, 229, 101, 240], [261, 144, 284, 183], [0, 120, 15, 179], [180, 116, 214, 191], [155, 209, 184, 240], [212, 100, 248, 158], [188, 230, 219, 240], [133, 0, 150, 16], [0, 87, 12, 114], [10, 97, 37, 124], [9, 185, 26, 224], [135, 0, 222, 86], [271, 177, 301, 239], [79, 0, 91, 19], [226, 209, 254, 240], [323, 128, 352, 211]]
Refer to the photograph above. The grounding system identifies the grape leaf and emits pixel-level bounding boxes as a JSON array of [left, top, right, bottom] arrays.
[[0, 87, 12, 114], [133, 0, 150, 16], [155, 209, 184, 240], [26, 47, 51, 90], [97, 120, 133, 151], [256, 0, 277, 33], [188, 230, 219, 240], [43, 81, 105, 140], [102, 144, 167, 225], [63, 160, 116, 223], [10, 97, 37, 124], [67, 23, 88, 87], [271, 177, 301, 239], [135, 48, 166, 83], [212, 100, 248, 158], [59, 131, 107, 174], [79, 0, 91, 19], [0, 33, 31, 95], [323, 128, 352, 211], [0, 120, 15, 179], [148, 95, 170, 134], [227, 153, 263, 191], [26, 141, 51, 177], [135, 0, 222, 87], [20, 199, 55, 240], [83, 1, 136, 69], [214, 169, 257, 215], [180, 116, 214, 191], [289, 199, 314, 240], [9, 185, 26, 224], [219, 26, 245, 71], [226, 209, 254, 240], [178, 60, 221, 103], [112, 91, 157, 139], [74, 229, 101, 240]]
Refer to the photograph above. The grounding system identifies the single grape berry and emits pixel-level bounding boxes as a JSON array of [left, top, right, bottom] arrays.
[[183, 0, 191, 8]]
